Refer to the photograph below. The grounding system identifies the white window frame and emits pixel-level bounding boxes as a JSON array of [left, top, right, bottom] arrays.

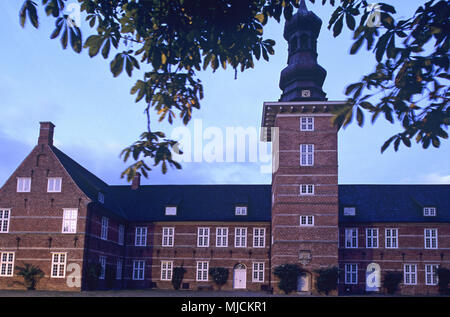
[[116, 259, 123, 280], [17, 177, 31, 193], [135, 227, 147, 246], [162, 227, 174, 247], [345, 228, 358, 249], [118, 224, 125, 246], [366, 228, 379, 248], [300, 144, 314, 166], [343, 207, 356, 216], [101, 217, 108, 240], [300, 184, 314, 195], [385, 228, 398, 249], [300, 117, 314, 131], [423, 207, 436, 217], [132, 260, 145, 280], [300, 215, 314, 227], [344, 263, 358, 285], [0, 209, 11, 233], [424, 228, 438, 249], [404, 264, 417, 285], [196, 261, 209, 281], [235, 227, 247, 248], [165, 206, 177, 216], [216, 227, 228, 247], [197, 227, 210, 247], [253, 228, 266, 248], [425, 264, 439, 286], [161, 261, 173, 281], [51, 253, 66, 278], [0, 252, 14, 276], [99, 256, 106, 280], [235, 206, 247, 216], [62, 209, 77, 234], [47, 177, 62, 193], [252, 262, 265, 283]]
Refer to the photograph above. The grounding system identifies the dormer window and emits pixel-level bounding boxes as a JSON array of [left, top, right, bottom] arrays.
[[98, 192, 105, 204], [165, 206, 177, 216], [47, 177, 62, 192], [235, 206, 247, 216], [423, 207, 436, 217], [344, 207, 356, 216]]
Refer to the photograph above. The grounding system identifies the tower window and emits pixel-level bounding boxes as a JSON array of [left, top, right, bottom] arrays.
[[300, 117, 314, 131], [300, 144, 314, 166], [300, 184, 314, 195]]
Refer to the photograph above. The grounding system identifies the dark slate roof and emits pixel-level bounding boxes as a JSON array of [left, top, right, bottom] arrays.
[[339, 185, 450, 223]]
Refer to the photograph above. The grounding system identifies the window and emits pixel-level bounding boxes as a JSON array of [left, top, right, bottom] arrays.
[[345, 264, 358, 284], [300, 184, 314, 195], [424, 229, 438, 249], [0, 252, 14, 276], [425, 264, 439, 285], [135, 227, 147, 246], [101, 217, 108, 240], [162, 227, 174, 247], [343, 207, 356, 216], [385, 228, 398, 248], [132, 260, 145, 280], [116, 259, 123, 280], [423, 207, 436, 217], [252, 262, 265, 282], [51, 253, 66, 278], [235, 227, 247, 247], [196, 261, 209, 281], [404, 264, 417, 285], [62, 209, 77, 233], [366, 228, 379, 248], [253, 228, 265, 248], [47, 177, 62, 192], [197, 227, 210, 247], [98, 192, 105, 204], [165, 206, 177, 216], [17, 177, 31, 192], [161, 261, 173, 281], [216, 227, 228, 247], [118, 224, 125, 246], [235, 206, 247, 216], [0, 209, 11, 233], [300, 216, 314, 227], [300, 144, 314, 166], [99, 256, 106, 280], [345, 228, 358, 248], [300, 117, 314, 131]]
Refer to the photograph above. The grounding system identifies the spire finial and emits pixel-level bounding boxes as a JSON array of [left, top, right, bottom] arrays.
[[299, 0, 308, 12]]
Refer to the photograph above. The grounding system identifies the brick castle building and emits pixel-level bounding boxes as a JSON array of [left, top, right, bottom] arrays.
[[0, 1, 449, 295]]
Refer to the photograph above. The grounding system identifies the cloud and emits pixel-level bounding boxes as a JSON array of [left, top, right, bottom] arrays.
[[421, 173, 450, 184], [0, 130, 33, 186]]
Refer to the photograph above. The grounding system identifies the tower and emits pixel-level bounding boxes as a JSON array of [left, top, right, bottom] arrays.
[[262, 0, 345, 294]]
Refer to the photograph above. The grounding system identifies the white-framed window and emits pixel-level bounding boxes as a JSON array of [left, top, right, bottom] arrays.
[[300, 117, 314, 131], [0, 252, 14, 276], [216, 227, 228, 247], [345, 263, 358, 285], [300, 144, 314, 166], [385, 228, 398, 249], [404, 264, 417, 285], [101, 217, 108, 240], [424, 229, 438, 249], [253, 228, 265, 248], [423, 207, 436, 217], [161, 261, 173, 281], [235, 206, 247, 216], [62, 209, 77, 233], [99, 256, 106, 280], [235, 227, 247, 247], [0, 209, 11, 233], [17, 177, 31, 192], [116, 259, 123, 280], [343, 207, 356, 216], [162, 227, 174, 247], [300, 215, 314, 227], [366, 228, 379, 248], [51, 253, 66, 278], [196, 261, 209, 281], [47, 177, 62, 192], [252, 262, 265, 282], [345, 228, 358, 248], [425, 264, 439, 285], [135, 227, 147, 246], [165, 206, 177, 216], [300, 184, 314, 195], [197, 227, 210, 247], [118, 224, 125, 246], [132, 260, 145, 280], [98, 192, 105, 204]]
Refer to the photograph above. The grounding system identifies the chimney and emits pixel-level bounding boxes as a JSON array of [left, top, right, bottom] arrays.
[[131, 172, 141, 190], [38, 122, 55, 146]]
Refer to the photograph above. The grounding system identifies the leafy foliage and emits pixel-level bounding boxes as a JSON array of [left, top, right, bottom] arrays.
[[15, 263, 44, 290], [209, 267, 229, 290], [437, 267, 450, 295], [273, 263, 303, 294], [383, 271, 403, 294], [315, 266, 338, 295], [171, 266, 187, 290]]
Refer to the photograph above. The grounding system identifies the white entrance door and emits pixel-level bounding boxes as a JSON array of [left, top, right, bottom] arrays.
[[233, 265, 247, 289], [297, 273, 310, 292]]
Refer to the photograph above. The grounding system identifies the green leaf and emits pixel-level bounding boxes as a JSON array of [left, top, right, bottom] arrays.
[[110, 53, 124, 77], [346, 13, 356, 31], [356, 107, 364, 126], [101, 39, 111, 59], [333, 15, 344, 37]]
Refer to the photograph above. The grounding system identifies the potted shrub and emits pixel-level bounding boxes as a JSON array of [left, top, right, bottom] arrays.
[[383, 271, 403, 295], [437, 267, 450, 295], [15, 263, 44, 290], [172, 267, 187, 290], [315, 267, 339, 295], [274, 264, 303, 294], [209, 267, 229, 290]]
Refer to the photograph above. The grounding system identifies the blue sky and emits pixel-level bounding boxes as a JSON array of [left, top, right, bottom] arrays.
[[0, 0, 448, 186]]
